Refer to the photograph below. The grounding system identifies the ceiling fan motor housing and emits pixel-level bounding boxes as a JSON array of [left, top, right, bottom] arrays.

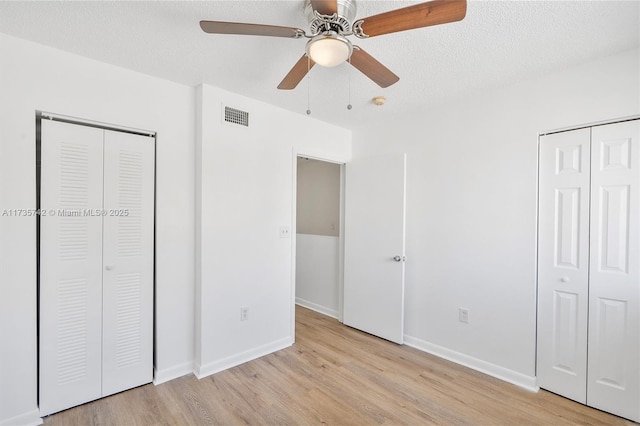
[[304, 0, 357, 34]]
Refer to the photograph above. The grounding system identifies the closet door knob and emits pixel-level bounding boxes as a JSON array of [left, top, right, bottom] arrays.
[[105, 264, 115, 271], [560, 276, 570, 283]]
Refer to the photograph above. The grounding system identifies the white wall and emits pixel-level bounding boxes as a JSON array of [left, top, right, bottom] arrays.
[[295, 158, 341, 318], [295, 234, 340, 318], [0, 34, 195, 425], [194, 85, 350, 378], [297, 158, 341, 237], [351, 48, 640, 389]]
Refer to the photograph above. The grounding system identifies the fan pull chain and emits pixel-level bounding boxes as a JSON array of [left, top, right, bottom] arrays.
[[347, 56, 353, 111], [306, 56, 311, 116]]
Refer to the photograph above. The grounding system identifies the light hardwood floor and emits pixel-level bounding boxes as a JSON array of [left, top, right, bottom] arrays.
[[44, 306, 635, 425]]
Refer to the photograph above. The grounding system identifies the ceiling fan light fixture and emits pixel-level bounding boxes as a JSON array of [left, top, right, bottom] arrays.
[[306, 32, 352, 67]]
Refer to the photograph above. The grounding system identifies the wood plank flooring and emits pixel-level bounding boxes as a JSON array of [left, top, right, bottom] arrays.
[[44, 306, 636, 425]]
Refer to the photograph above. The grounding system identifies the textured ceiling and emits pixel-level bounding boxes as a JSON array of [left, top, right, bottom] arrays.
[[1, 0, 638, 130]]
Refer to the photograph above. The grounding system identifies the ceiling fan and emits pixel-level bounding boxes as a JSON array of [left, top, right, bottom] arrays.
[[200, 0, 467, 90]]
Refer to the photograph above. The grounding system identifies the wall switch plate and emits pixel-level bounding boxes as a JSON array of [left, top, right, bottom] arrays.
[[459, 307, 469, 324], [240, 306, 249, 321], [279, 226, 290, 238]]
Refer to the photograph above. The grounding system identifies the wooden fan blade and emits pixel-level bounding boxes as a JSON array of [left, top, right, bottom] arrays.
[[357, 0, 467, 38], [200, 21, 305, 38], [349, 47, 399, 88], [278, 55, 316, 90], [310, 0, 338, 15]]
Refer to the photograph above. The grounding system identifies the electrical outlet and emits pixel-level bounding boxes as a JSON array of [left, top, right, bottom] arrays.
[[279, 226, 290, 239], [240, 306, 249, 321], [459, 307, 469, 324]]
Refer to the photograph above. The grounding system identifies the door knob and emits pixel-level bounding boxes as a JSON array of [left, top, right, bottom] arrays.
[[393, 256, 404, 262], [560, 276, 570, 283], [105, 264, 115, 271]]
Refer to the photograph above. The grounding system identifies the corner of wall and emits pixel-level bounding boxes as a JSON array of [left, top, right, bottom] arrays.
[[0, 409, 43, 426], [295, 298, 339, 319], [153, 361, 195, 386], [194, 337, 292, 380], [403, 335, 539, 392], [193, 84, 204, 369]]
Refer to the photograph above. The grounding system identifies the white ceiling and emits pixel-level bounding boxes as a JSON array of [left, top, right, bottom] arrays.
[[1, 0, 638, 130]]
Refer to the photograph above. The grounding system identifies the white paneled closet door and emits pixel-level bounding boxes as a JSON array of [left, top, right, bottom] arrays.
[[101, 130, 155, 397], [537, 128, 591, 403], [40, 120, 155, 416], [587, 120, 639, 421], [538, 119, 639, 422]]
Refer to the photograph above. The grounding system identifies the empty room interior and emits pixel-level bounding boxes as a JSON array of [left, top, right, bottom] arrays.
[[1, 0, 639, 425]]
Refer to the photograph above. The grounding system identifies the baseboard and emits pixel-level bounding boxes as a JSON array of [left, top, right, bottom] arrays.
[[153, 360, 195, 385], [194, 336, 292, 379], [403, 335, 539, 392], [0, 409, 42, 426], [295, 298, 339, 319]]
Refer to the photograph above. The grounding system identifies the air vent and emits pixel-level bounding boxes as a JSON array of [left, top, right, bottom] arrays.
[[224, 106, 249, 127]]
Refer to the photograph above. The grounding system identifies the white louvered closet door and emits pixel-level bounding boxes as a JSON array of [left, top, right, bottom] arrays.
[[40, 121, 154, 416], [101, 130, 154, 397], [40, 120, 105, 416]]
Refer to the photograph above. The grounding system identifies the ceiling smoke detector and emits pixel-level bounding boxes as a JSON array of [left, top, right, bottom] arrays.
[[372, 96, 386, 106]]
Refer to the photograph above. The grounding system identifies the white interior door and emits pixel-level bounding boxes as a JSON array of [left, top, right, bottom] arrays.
[[587, 120, 639, 422], [537, 128, 591, 403], [39, 120, 105, 416], [101, 130, 155, 397], [343, 153, 406, 344]]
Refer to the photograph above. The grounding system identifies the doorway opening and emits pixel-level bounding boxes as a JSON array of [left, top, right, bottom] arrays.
[[292, 152, 407, 345], [294, 156, 345, 326]]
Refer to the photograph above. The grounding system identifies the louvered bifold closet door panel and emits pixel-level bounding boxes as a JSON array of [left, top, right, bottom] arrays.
[[587, 120, 640, 422], [537, 128, 591, 404], [101, 130, 155, 396], [39, 120, 104, 416]]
